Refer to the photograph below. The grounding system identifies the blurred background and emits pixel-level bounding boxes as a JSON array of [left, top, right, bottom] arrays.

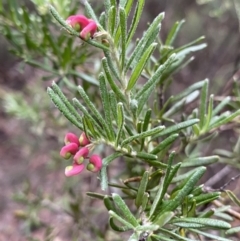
[[0, 0, 240, 240]]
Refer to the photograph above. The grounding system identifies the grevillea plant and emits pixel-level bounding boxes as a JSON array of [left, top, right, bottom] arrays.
[[46, 1, 240, 240], [2, 0, 240, 240]]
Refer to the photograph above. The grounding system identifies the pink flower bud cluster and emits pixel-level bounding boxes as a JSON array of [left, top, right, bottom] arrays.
[[66, 15, 98, 40], [60, 132, 102, 177]]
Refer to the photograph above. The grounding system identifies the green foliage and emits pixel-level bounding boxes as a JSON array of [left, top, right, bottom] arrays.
[[1, 0, 240, 240]]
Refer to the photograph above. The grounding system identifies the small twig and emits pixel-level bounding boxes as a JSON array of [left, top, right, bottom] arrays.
[[219, 173, 240, 191], [213, 200, 240, 220], [205, 166, 231, 187]]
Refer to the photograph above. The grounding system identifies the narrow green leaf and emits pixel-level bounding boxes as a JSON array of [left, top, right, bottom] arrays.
[[212, 96, 231, 116], [84, 1, 101, 27], [77, 86, 111, 140], [172, 80, 206, 102], [149, 178, 164, 218], [69, 71, 99, 86], [199, 209, 215, 218], [135, 224, 159, 232], [126, 0, 145, 46], [171, 168, 197, 183], [194, 192, 221, 206], [135, 54, 177, 100], [127, 43, 157, 91], [141, 192, 149, 211], [152, 153, 176, 216], [152, 119, 199, 140], [135, 152, 157, 160], [154, 167, 206, 220], [151, 134, 179, 155], [199, 79, 209, 128], [171, 217, 231, 229], [47, 87, 82, 129], [99, 12, 106, 29], [104, 50, 121, 81], [154, 212, 174, 227], [125, 12, 164, 72], [109, 91, 118, 122], [108, 6, 116, 35], [119, 0, 127, 7], [226, 190, 240, 207], [121, 126, 165, 147], [112, 193, 139, 227], [103, 152, 123, 166], [86, 192, 106, 200], [114, 0, 134, 44], [226, 226, 240, 235], [99, 73, 115, 140], [102, 57, 125, 101], [100, 153, 123, 190], [174, 36, 205, 54], [181, 155, 219, 168], [210, 109, 240, 130], [100, 166, 108, 190], [173, 222, 205, 228], [109, 217, 131, 232], [135, 171, 149, 208], [49, 5, 79, 36], [142, 109, 152, 132], [82, 115, 99, 138], [73, 98, 104, 137], [51, 82, 82, 123], [156, 228, 193, 241], [116, 103, 125, 147], [104, 0, 111, 16], [165, 20, 185, 46], [136, 83, 157, 116], [103, 196, 115, 211], [163, 98, 186, 118], [140, 109, 152, 149], [119, 7, 127, 69], [109, 210, 135, 229], [190, 229, 233, 241], [175, 43, 207, 59], [150, 157, 180, 218]]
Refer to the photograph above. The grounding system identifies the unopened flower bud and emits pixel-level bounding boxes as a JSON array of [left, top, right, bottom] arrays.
[[87, 154, 102, 172], [66, 15, 90, 31], [79, 132, 90, 146], [65, 164, 84, 177], [73, 147, 89, 164], [60, 143, 79, 159], [64, 132, 80, 146], [80, 20, 98, 40]]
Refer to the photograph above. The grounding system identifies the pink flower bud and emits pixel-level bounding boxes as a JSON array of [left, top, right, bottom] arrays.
[[73, 147, 89, 164], [65, 164, 85, 177], [66, 15, 90, 31], [79, 132, 90, 146], [64, 132, 80, 146], [80, 20, 98, 40], [60, 143, 79, 159], [87, 154, 102, 172]]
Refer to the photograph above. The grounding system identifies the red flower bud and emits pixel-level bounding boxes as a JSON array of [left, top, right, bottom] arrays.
[[87, 154, 102, 172], [73, 147, 89, 164], [79, 132, 90, 146], [65, 164, 84, 177], [80, 20, 98, 40], [66, 15, 90, 31], [60, 143, 79, 159], [64, 132, 80, 146]]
